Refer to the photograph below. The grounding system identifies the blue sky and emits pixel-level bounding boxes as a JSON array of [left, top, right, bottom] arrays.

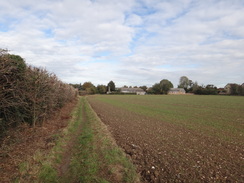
[[0, 0, 244, 87]]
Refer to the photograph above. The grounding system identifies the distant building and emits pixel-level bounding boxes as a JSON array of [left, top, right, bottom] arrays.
[[217, 88, 226, 95], [168, 88, 185, 95], [107, 86, 111, 94], [120, 87, 146, 95], [224, 83, 237, 94], [224, 83, 244, 95]]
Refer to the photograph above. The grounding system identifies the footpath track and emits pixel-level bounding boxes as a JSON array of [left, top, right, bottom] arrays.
[[55, 97, 139, 183]]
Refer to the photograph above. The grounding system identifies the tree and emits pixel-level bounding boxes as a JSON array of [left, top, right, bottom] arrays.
[[205, 84, 218, 95], [82, 82, 97, 94], [230, 84, 240, 95], [146, 87, 153, 94], [178, 76, 190, 92], [151, 83, 161, 94], [97, 85, 107, 94], [193, 84, 218, 95], [151, 79, 173, 94], [160, 79, 173, 94], [82, 82, 94, 90], [240, 84, 244, 96], [189, 80, 193, 88], [139, 85, 148, 91], [107, 81, 115, 91], [191, 81, 199, 93]]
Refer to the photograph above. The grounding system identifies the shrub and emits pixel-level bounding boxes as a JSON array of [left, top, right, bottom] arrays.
[[0, 49, 77, 136]]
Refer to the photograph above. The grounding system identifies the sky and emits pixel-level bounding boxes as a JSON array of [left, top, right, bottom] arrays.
[[0, 0, 244, 88]]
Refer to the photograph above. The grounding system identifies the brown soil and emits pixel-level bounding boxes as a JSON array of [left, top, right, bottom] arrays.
[[0, 99, 78, 183], [88, 97, 244, 183]]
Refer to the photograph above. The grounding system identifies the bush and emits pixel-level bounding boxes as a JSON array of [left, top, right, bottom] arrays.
[[193, 85, 218, 95], [0, 50, 27, 134], [0, 49, 77, 137]]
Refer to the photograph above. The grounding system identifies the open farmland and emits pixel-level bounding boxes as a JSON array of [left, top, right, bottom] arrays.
[[88, 95, 244, 183]]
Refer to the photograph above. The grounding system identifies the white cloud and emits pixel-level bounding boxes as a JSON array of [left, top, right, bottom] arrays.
[[125, 14, 143, 26], [0, 0, 243, 88]]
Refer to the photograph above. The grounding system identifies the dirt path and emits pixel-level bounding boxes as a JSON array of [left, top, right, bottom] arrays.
[[57, 101, 85, 178], [88, 97, 244, 183], [56, 97, 139, 183]]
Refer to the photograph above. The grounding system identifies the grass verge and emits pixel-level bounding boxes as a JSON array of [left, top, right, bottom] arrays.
[[65, 97, 139, 182], [17, 97, 139, 182]]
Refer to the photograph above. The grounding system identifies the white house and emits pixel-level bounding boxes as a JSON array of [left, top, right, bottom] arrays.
[[120, 88, 146, 95], [168, 88, 186, 95]]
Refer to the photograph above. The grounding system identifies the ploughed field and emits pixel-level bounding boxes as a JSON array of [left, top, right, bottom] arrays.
[[88, 95, 244, 183]]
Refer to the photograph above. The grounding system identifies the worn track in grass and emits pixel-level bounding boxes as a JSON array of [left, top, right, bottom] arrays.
[[57, 99, 85, 178], [88, 95, 244, 183], [55, 97, 139, 183]]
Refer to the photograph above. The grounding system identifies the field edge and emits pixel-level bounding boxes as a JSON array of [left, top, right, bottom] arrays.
[[15, 96, 140, 182]]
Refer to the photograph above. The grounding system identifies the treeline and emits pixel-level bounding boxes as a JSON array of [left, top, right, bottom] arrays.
[[70, 81, 116, 95], [0, 49, 77, 137], [223, 83, 244, 95], [71, 81, 148, 95], [72, 76, 244, 96], [177, 76, 244, 95]]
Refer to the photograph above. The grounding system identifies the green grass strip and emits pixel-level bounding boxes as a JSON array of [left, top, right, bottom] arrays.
[[36, 97, 139, 183], [67, 97, 139, 182]]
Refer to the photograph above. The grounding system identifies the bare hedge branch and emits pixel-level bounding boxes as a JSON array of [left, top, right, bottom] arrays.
[[0, 49, 77, 136]]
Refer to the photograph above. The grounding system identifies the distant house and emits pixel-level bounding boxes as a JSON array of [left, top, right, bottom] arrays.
[[225, 83, 244, 95], [168, 88, 185, 95], [217, 88, 226, 95], [120, 87, 146, 95], [224, 83, 237, 94]]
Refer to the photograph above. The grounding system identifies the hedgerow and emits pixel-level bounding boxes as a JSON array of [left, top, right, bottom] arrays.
[[0, 49, 78, 137]]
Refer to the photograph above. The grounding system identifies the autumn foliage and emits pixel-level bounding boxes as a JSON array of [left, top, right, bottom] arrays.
[[0, 49, 77, 136]]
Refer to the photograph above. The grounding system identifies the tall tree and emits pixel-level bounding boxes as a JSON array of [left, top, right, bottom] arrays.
[[151, 83, 161, 94], [178, 76, 190, 92], [191, 81, 199, 93], [160, 79, 173, 94], [107, 81, 115, 91], [151, 79, 173, 94], [230, 84, 240, 95]]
